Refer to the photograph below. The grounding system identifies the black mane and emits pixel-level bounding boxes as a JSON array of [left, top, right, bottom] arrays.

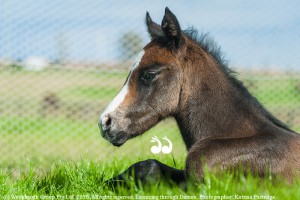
[[183, 28, 292, 132], [183, 28, 231, 74]]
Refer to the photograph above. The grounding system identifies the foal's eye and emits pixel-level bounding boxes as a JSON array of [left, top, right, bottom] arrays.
[[141, 71, 158, 82]]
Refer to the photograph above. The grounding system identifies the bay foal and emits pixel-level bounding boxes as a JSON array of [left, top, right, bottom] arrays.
[[99, 8, 300, 184]]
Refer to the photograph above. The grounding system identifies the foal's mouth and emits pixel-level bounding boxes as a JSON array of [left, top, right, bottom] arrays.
[[109, 134, 128, 147], [101, 130, 129, 147]]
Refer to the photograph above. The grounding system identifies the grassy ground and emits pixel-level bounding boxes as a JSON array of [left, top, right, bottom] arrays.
[[1, 160, 300, 199], [0, 68, 300, 198]]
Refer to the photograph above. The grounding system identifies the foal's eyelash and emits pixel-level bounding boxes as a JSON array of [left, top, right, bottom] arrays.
[[142, 65, 166, 73]]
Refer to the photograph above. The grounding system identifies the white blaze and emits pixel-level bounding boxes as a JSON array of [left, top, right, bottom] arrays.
[[100, 50, 145, 122]]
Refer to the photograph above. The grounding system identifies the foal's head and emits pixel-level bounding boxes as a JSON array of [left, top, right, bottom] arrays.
[[99, 8, 214, 146]]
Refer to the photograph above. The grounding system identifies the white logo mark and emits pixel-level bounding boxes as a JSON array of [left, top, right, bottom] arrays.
[[150, 136, 173, 154]]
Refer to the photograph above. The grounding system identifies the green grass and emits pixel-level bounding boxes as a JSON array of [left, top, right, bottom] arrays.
[[246, 78, 300, 107], [1, 160, 300, 199], [0, 115, 186, 171], [63, 86, 119, 100]]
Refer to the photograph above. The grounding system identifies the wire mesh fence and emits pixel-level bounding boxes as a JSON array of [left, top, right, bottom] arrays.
[[0, 1, 299, 168]]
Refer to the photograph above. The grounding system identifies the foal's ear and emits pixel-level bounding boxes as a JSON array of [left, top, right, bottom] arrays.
[[146, 12, 164, 40], [161, 7, 183, 48]]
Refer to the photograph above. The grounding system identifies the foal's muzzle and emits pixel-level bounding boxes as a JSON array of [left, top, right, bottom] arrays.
[[98, 114, 128, 147]]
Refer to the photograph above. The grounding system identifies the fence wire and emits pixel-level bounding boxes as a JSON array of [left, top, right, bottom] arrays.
[[0, 0, 299, 167]]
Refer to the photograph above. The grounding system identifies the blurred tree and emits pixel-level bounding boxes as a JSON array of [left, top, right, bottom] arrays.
[[296, 82, 300, 93], [119, 32, 143, 63], [54, 32, 69, 65]]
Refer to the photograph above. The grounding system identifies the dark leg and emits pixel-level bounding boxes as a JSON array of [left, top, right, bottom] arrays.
[[106, 159, 185, 187]]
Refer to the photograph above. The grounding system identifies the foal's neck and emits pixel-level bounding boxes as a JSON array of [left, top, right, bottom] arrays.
[[174, 42, 290, 150]]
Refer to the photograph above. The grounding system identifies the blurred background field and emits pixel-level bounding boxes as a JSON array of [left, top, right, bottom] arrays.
[[0, 68, 299, 174], [0, 0, 300, 178]]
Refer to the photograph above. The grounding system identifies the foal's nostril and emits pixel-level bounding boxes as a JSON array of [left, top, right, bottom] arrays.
[[101, 115, 112, 131], [103, 116, 111, 126]]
